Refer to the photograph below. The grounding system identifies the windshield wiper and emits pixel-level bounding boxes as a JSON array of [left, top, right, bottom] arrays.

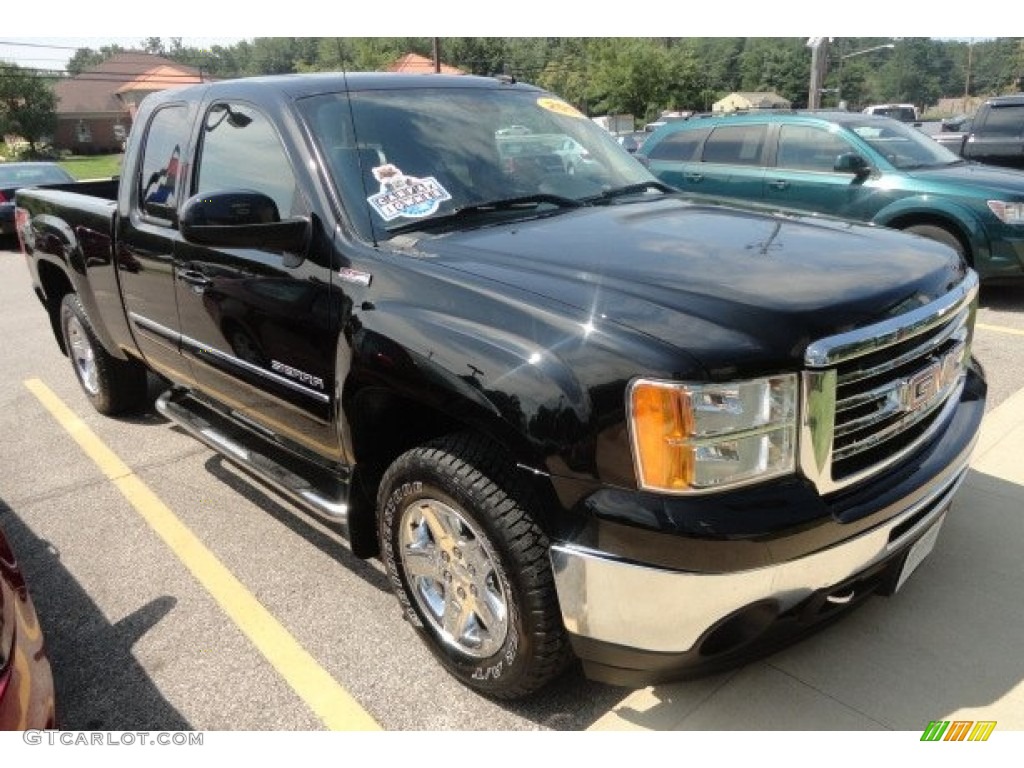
[[386, 193, 585, 236], [586, 181, 676, 204]]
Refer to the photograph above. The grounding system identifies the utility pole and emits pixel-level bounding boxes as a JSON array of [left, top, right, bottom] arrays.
[[964, 38, 973, 113], [807, 38, 830, 109], [432, 38, 441, 74]]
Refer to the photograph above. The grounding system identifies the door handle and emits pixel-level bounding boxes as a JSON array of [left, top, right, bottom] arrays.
[[769, 180, 790, 190], [177, 270, 212, 288]]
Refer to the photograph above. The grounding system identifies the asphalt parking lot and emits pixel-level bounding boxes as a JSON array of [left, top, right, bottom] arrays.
[[1, 241, 1023, 733]]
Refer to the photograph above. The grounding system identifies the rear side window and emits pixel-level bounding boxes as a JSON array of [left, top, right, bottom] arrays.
[[646, 128, 710, 161], [980, 105, 1024, 137], [701, 124, 767, 166], [139, 105, 189, 222]]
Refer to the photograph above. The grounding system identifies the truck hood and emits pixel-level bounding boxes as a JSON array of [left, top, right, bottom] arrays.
[[412, 197, 967, 376], [906, 161, 1024, 198]]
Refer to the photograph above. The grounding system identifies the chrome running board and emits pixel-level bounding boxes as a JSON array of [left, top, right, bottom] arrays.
[[156, 389, 349, 526]]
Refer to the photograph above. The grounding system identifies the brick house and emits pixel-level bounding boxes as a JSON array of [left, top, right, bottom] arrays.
[[53, 52, 206, 154]]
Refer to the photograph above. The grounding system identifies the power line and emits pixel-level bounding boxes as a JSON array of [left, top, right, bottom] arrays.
[[0, 40, 93, 51], [0, 72, 217, 82]]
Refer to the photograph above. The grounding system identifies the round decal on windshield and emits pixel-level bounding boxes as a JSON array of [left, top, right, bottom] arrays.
[[537, 97, 585, 119], [367, 164, 452, 221]]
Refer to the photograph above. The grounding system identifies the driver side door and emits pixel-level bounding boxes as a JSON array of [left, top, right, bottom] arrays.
[[173, 100, 342, 458]]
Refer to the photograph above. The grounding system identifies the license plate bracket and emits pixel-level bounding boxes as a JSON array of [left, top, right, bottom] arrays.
[[895, 512, 947, 593]]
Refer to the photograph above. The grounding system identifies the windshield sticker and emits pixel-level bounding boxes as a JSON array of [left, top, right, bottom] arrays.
[[537, 97, 585, 119], [367, 164, 452, 221]]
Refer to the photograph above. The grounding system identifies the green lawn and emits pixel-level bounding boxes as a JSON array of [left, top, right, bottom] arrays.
[[58, 154, 123, 180]]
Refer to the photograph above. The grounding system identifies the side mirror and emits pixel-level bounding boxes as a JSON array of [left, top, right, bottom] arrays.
[[180, 190, 310, 254], [834, 153, 870, 176]]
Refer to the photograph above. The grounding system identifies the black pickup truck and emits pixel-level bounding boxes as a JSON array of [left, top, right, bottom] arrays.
[[15, 73, 985, 699], [933, 93, 1024, 170]]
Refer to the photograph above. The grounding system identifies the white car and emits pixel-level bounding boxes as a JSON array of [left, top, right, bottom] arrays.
[[552, 136, 595, 174]]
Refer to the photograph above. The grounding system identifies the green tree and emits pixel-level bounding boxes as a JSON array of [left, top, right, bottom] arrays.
[[56, 36, 1024, 114], [0, 63, 57, 156], [444, 37, 510, 76], [141, 37, 166, 55], [536, 52, 590, 112], [66, 44, 126, 76], [874, 38, 945, 107], [586, 38, 674, 121]]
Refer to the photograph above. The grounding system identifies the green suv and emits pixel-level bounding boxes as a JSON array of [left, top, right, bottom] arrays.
[[639, 111, 1024, 282]]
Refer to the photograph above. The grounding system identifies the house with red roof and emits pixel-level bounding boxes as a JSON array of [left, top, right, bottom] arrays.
[[53, 52, 207, 154], [386, 53, 464, 75]]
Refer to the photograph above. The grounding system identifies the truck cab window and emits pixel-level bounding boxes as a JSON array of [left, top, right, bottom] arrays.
[[195, 103, 301, 218], [980, 105, 1024, 137], [139, 105, 189, 222]]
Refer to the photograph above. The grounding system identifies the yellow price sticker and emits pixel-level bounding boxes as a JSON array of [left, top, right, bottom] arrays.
[[537, 97, 585, 119]]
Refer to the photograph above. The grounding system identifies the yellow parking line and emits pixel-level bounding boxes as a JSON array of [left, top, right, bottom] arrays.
[[24, 378, 381, 732], [976, 322, 1024, 337]]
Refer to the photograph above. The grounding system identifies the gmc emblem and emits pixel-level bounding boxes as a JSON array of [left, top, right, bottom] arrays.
[[904, 364, 939, 411], [900, 342, 966, 413]]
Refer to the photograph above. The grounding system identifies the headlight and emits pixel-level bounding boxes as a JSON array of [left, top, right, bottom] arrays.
[[987, 200, 1024, 225], [628, 375, 798, 493]]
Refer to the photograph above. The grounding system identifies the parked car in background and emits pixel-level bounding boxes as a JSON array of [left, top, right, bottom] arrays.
[[551, 135, 597, 174], [862, 103, 920, 123], [941, 114, 972, 133], [616, 131, 649, 154], [0, 163, 76, 240], [640, 110, 1024, 282], [0, 522, 56, 729], [495, 132, 599, 176], [932, 94, 1024, 170]]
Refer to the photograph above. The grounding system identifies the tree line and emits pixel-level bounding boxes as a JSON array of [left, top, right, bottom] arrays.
[[4, 37, 1024, 155], [84, 36, 1020, 119]]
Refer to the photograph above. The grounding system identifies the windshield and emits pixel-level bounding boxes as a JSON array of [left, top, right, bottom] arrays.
[[845, 117, 962, 170], [298, 86, 656, 239], [0, 164, 73, 186]]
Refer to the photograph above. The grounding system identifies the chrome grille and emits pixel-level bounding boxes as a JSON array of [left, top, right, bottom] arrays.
[[800, 272, 978, 495]]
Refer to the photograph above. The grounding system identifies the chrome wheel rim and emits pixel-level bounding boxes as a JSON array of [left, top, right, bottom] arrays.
[[399, 497, 509, 658], [66, 315, 100, 395]]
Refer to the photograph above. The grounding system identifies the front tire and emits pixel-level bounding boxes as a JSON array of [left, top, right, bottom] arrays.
[[378, 434, 571, 699], [903, 224, 969, 264], [59, 293, 148, 415]]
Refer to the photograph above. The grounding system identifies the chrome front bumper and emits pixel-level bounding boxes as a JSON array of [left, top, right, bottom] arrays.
[[549, 459, 968, 655]]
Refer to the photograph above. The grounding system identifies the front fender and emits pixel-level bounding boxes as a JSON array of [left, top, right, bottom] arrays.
[[872, 196, 989, 258], [345, 304, 593, 473]]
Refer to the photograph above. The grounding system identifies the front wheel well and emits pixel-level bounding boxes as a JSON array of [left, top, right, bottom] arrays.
[[344, 387, 554, 559], [885, 214, 973, 266]]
